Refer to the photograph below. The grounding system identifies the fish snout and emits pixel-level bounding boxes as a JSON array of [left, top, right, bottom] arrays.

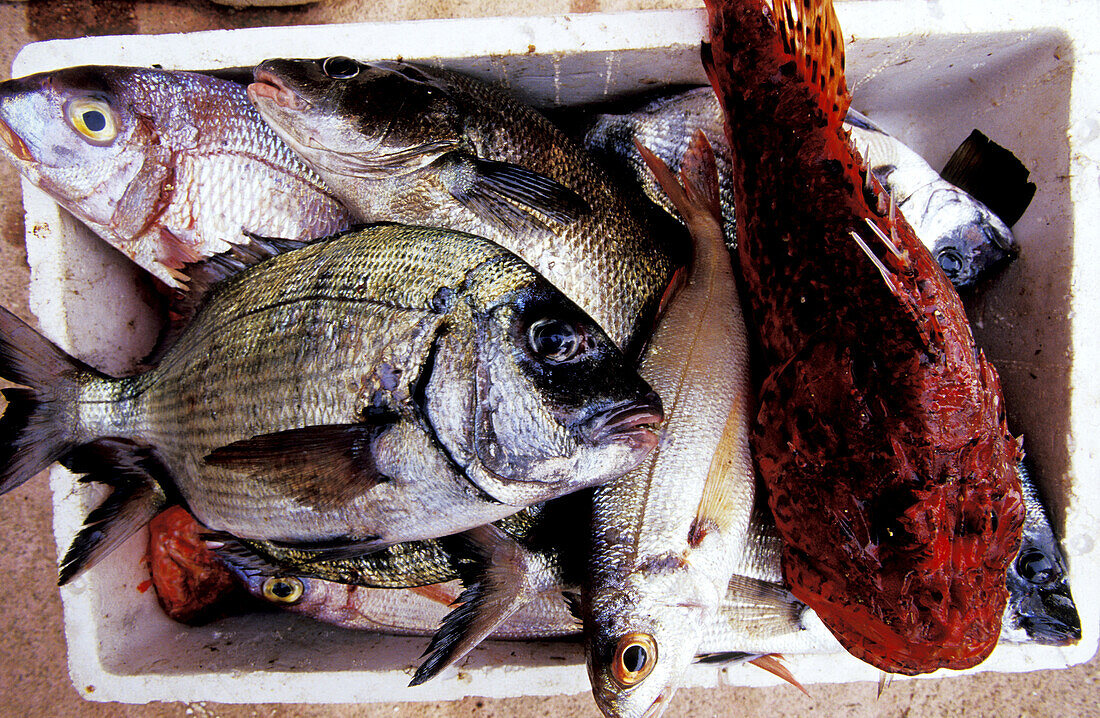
[[249, 69, 308, 112], [585, 392, 664, 450]]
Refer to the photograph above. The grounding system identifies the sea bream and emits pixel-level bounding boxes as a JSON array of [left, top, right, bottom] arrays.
[[578, 86, 1024, 288], [247, 57, 676, 353], [704, 0, 1024, 675], [0, 66, 354, 287], [0, 223, 662, 584], [583, 134, 755, 718]]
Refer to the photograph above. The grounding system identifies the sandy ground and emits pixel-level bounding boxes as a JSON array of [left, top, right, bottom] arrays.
[[0, 1, 1096, 716]]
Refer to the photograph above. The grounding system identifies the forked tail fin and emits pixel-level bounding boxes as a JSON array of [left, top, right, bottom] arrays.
[[0, 306, 102, 494]]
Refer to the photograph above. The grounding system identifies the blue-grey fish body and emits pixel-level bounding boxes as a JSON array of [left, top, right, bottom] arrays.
[[248, 57, 676, 353], [580, 87, 1017, 288]]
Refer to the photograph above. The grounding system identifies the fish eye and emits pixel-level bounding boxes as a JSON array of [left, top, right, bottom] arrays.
[[322, 56, 360, 79], [528, 318, 585, 363], [1016, 549, 1059, 585], [610, 632, 657, 688], [261, 576, 305, 604], [63, 98, 118, 145], [936, 248, 964, 279]]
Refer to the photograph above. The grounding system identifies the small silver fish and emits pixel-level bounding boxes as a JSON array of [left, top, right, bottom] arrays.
[[0, 224, 662, 585], [580, 87, 1019, 288], [0, 65, 354, 286]]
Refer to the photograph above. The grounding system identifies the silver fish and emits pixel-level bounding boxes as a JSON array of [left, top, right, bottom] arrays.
[[583, 136, 754, 718], [1001, 458, 1081, 645], [580, 86, 1018, 288], [0, 65, 354, 286], [0, 224, 662, 584], [247, 57, 676, 353]]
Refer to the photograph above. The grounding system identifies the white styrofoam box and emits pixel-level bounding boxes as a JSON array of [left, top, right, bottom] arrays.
[[11, 0, 1100, 704]]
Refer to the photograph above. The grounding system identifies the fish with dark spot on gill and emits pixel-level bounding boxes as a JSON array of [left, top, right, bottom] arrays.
[[0, 66, 354, 287], [704, 0, 1024, 674], [0, 224, 662, 586], [246, 57, 676, 353]]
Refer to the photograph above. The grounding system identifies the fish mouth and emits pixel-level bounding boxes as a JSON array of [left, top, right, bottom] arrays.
[[248, 69, 309, 112], [586, 393, 663, 449], [0, 116, 33, 162]]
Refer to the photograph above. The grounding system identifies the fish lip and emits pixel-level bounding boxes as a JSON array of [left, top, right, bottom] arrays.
[[248, 69, 309, 112], [0, 115, 33, 162], [585, 394, 663, 448]]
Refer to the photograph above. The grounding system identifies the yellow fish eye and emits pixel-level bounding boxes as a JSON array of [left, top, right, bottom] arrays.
[[261, 576, 305, 604], [63, 98, 118, 145], [610, 632, 658, 688]]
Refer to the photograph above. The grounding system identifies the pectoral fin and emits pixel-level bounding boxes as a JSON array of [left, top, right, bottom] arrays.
[[441, 153, 588, 231], [203, 420, 396, 511]]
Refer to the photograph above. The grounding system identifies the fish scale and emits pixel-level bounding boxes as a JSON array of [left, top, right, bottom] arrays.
[[0, 66, 354, 285], [248, 59, 676, 353], [0, 222, 664, 584]]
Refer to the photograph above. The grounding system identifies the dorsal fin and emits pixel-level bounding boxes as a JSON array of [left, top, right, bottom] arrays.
[[144, 232, 311, 364], [773, 0, 850, 120]]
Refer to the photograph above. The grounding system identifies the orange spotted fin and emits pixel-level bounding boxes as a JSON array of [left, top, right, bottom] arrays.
[[772, 0, 850, 119], [749, 653, 811, 697]]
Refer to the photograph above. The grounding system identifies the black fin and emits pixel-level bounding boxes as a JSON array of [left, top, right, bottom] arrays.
[[0, 306, 101, 495], [204, 531, 288, 579], [442, 153, 589, 232], [203, 421, 395, 511], [58, 439, 170, 584], [562, 591, 583, 622], [694, 651, 754, 665], [265, 535, 386, 562], [940, 130, 1036, 226], [409, 525, 536, 686], [148, 233, 312, 364]]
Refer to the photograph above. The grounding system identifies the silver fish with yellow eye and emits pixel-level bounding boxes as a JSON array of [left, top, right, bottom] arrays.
[[0, 223, 663, 586], [0, 65, 354, 287], [583, 136, 755, 718]]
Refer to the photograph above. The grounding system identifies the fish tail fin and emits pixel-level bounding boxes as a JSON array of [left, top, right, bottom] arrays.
[[0, 306, 103, 495], [57, 440, 169, 585], [636, 131, 722, 231]]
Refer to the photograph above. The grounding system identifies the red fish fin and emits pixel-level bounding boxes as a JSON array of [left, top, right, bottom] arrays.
[[655, 266, 688, 321], [636, 132, 723, 233], [772, 0, 850, 120], [749, 653, 811, 697], [409, 582, 461, 606]]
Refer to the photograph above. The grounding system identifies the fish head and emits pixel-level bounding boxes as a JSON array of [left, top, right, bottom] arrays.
[[1002, 530, 1081, 645], [584, 572, 713, 718], [910, 185, 1018, 288], [425, 278, 663, 507], [249, 58, 464, 179], [0, 66, 160, 233]]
